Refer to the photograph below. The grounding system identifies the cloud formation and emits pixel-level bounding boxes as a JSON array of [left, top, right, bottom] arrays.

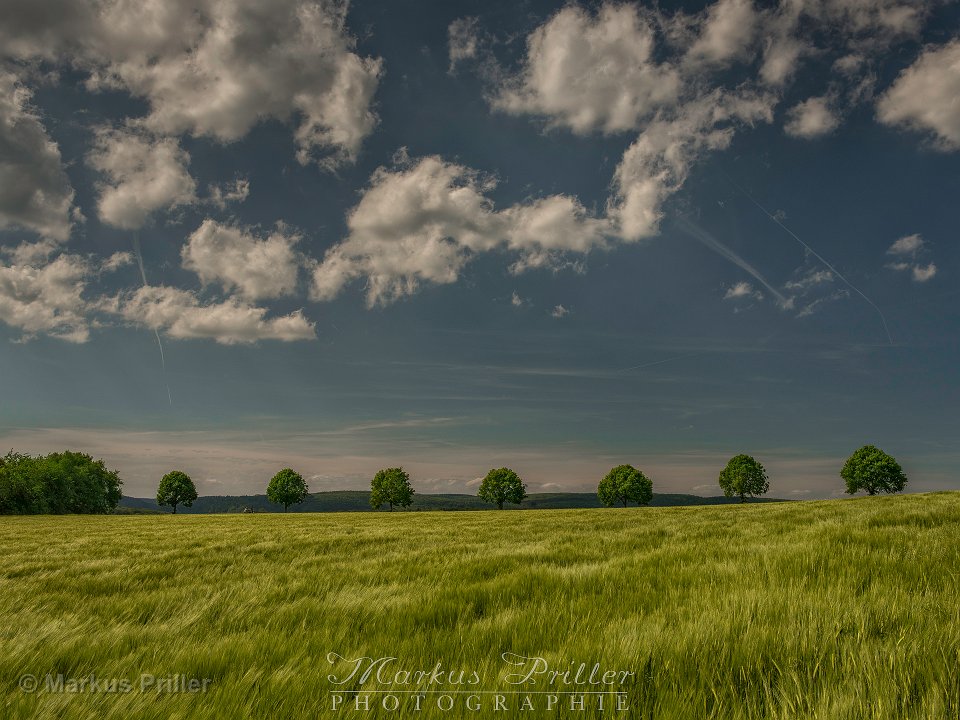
[[117, 285, 316, 344], [0, 72, 75, 241], [182, 220, 302, 301], [0, 243, 91, 342], [784, 96, 840, 138], [877, 40, 960, 150], [88, 128, 196, 230], [0, 0, 382, 167], [311, 155, 609, 306]]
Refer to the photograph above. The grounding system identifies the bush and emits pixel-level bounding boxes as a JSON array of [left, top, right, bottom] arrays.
[[0, 450, 122, 514]]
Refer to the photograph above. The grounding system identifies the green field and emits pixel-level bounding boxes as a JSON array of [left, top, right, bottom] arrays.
[[3, 493, 960, 719]]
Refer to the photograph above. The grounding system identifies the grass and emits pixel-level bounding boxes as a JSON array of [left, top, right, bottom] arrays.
[[2, 492, 959, 719]]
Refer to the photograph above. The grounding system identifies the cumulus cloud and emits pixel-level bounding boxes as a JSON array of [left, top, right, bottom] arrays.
[[885, 233, 937, 282], [88, 128, 196, 230], [877, 41, 960, 150], [118, 285, 316, 344], [610, 89, 775, 241], [0, 244, 92, 342], [550, 304, 570, 318], [911, 263, 937, 282], [685, 0, 758, 68], [723, 281, 763, 301], [0, 71, 74, 241], [311, 155, 610, 306], [101, 251, 134, 273], [887, 233, 924, 256], [493, 3, 680, 134], [0, 0, 382, 167], [784, 96, 840, 138], [448, 17, 480, 73], [182, 220, 302, 301]]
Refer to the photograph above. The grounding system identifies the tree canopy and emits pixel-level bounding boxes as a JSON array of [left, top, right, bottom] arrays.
[[718, 454, 770, 502], [370, 467, 415, 510], [478, 467, 526, 510], [156, 470, 198, 514], [266, 468, 309, 511], [841, 445, 907, 496], [598, 464, 653, 507], [0, 450, 122, 514]]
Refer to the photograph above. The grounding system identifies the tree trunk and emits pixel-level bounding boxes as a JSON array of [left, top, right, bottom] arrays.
[[173, 504, 177, 514], [389, 502, 393, 511], [622, 498, 628, 507], [498, 500, 504, 510], [740, 494, 746, 503], [284, 504, 288, 512]]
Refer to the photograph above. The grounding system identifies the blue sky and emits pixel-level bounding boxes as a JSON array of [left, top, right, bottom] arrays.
[[1, 0, 958, 498]]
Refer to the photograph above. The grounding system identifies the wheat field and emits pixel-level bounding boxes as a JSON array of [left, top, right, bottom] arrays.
[[2, 492, 959, 719]]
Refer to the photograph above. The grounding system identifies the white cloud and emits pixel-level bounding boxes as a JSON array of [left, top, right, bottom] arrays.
[[784, 269, 833, 291], [877, 40, 960, 149], [784, 96, 840, 138], [884, 233, 936, 282], [0, 0, 382, 168], [118, 285, 316, 344], [550, 304, 570, 318], [182, 220, 301, 301], [723, 281, 762, 301], [0, 71, 74, 241], [311, 156, 609, 306], [610, 89, 775, 241], [911, 263, 937, 282], [101, 251, 134, 273], [493, 4, 681, 134], [207, 178, 250, 210], [685, 0, 758, 68], [88, 128, 196, 230], [448, 17, 480, 73], [510, 291, 526, 307], [0, 245, 91, 342], [887, 233, 924, 256]]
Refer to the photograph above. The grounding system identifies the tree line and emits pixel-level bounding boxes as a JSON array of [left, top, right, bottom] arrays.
[[0, 444, 909, 514]]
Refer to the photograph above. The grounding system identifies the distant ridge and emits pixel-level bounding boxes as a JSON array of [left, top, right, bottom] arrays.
[[117, 490, 784, 514]]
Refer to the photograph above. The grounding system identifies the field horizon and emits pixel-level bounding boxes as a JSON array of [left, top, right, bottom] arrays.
[[4, 491, 959, 718], [116, 489, 788, 514]]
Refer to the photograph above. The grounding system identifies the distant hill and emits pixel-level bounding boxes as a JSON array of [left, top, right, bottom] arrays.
[[118, 490, 784, 514]]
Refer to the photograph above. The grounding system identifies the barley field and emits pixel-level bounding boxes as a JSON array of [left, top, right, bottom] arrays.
[[2, 493, 960, 719]]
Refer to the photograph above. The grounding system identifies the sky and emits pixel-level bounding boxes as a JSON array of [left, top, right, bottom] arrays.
[[0, 0, 958, 499]]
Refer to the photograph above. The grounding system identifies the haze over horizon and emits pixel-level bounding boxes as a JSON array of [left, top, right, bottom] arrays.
[[1, 0, 958, 499]]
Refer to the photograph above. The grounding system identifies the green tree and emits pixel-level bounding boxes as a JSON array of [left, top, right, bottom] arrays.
[[157, 470, 198, 514], [718, 454, 769, 503], [478, 467, 527, 510], [841, 445, 907, 496], [598, 464, 653, 507], [267, 468, 308, 512], [0, 451, 122, 515], [370, 467, 415, 510]]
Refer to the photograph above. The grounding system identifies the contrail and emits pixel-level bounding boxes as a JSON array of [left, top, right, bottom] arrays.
[[723, 173, 893, 345], [620, 350, 710, 373], [132, 233, 173, 406], [675, 215, 791, 307]]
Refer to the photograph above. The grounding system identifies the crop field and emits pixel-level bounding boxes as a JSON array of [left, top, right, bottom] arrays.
[[2, 493, 960, 719]]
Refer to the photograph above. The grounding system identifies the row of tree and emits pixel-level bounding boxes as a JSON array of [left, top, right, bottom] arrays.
[[153, 444, 907, 514]]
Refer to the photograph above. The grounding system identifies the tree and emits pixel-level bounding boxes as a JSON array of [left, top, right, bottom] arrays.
[[718, 454, 769, 502], [841, 445, 907, 496], [598, 464, 653, 507], [266, 468, 308, 512], [478, 467, 526, 510], [370, 467, 415, 511], [0, 450, 122, 515], [157, 471, 198, 514]]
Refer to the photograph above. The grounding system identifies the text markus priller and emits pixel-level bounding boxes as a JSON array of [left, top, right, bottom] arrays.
[[326, 652, 635, 713]]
